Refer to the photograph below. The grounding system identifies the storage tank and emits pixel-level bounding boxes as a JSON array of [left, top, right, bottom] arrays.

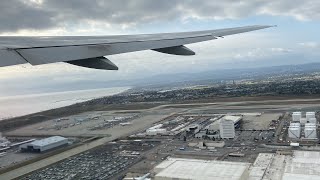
[[292, 112, 301, 122]]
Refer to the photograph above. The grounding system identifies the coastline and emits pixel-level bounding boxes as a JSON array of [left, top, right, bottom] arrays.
[[0, 87, 131, 120]]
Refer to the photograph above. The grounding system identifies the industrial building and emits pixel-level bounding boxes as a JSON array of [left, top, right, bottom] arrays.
[[288, 123, 301, 139], [198, 115, 241, 139], [19, 136, 68, 153], [308, 117, 317, 124], [224, 115, 242, 128], [282, 151, 320, 179], [292, 112, 301, 122], [219, 118, 235, 139], [292, 112, 316, 124], [249, 153, 279, 179], [146, 124, 168, 136], [153, 151, 320, 180], [300, 117, 307, 124], [304, 123, 317, 139], [154, 158, 250, 180], [146, 128, 167, 136], [288, 112, 318, 140], [306, 112, 315, 122]]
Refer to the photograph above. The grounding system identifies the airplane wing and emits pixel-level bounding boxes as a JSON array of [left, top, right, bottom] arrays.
[[0, 25, 274, 70]]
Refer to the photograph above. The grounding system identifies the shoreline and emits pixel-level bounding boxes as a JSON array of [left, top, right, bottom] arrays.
[[0, 86, 131, 120]]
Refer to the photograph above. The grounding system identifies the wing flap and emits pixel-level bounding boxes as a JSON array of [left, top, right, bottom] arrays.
[[67, 57, 118, 70], [153, 45, 196, 56]]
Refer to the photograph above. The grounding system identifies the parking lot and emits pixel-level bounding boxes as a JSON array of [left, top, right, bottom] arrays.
[[22, 141, 158, 180], [234, 130, 275, 143], [24, 152, 138, 180]]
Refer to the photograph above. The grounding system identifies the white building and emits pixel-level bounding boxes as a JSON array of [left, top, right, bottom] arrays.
[[283, 151, 320, 179], [19, 136, 68, 152], [292, 112, 301, 122], [304, 123, 317, 139], [220, 118, 235, 139], [309, 117, 317, 124], [300, 118, 307, 124], [224, 115, 242, 126], [146, 124, 167, 135], [288, 123, 301, 139], [306, 112, 315, 122], [249, 153, 276, 179], [146, 129, 167, 136], [154, 158, 250, 180], [148, 124, 163, 130]]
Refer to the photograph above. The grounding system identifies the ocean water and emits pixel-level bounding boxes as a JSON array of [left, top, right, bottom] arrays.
[[0, 87, 130, 120]]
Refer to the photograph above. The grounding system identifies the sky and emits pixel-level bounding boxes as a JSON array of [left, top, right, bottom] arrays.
[[0, 0, 320, 95]]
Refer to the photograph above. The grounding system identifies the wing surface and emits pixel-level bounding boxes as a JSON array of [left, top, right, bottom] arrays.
[[0, 25, 274, 69]]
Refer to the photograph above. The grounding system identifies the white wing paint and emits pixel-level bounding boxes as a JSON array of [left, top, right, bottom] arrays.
[[0, 25, 274, 70]]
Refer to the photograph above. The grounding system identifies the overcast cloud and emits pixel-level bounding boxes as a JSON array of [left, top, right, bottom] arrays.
[[0, 0, 319, 34]]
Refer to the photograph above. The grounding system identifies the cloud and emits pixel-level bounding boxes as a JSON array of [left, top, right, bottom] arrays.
[[0, 0, 319, 34], [299, 42, 319, 48], [271, 48, 292, 53]]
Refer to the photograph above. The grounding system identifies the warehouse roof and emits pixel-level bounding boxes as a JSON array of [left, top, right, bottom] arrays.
[[223, 115, 242, 123], [283, 151, 320, 180], [155, 158, 250, 180], [205, 115, 242, 131], [31, 136, 67, 147]]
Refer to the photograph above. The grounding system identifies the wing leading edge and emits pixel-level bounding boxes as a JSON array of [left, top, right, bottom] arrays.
[[0, 25, 274, 70]]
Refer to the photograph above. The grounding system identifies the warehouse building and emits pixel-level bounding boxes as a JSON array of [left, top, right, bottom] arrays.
[[288, 123, 301, 139], [154, 151, 320, 180], [292, 112, 301, 122], [19, 136, 68, 153], [306, 112, 315, 122], [282, 151, 320, 179], [220, 118, 235, 139], [154, 158, 250, 180], [304, 123, 317, 139], [308, 117, 317, 124], [146, 124, 167, 136], [219, 118, 235, 138]]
